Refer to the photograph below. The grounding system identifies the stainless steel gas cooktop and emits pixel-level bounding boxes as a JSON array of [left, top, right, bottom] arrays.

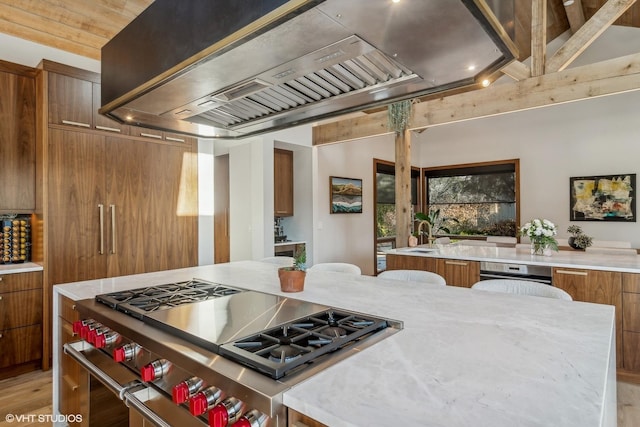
[[72, 278, 402, 426]]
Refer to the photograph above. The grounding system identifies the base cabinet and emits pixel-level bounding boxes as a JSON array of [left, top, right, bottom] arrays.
[[385, 254, 479, 287], [623, 273, 640, 373], [0, 271, 43, 379], [288, 409, 327, 427], [553, 268, 623, 369], [58, 295, 87, 426]]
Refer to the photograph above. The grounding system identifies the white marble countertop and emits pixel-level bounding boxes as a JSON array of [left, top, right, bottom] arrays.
[[0, 262, 43, 274], [389, 243, 640, 272], [53, 261, 616, 427], [274, 240, 305, 246]]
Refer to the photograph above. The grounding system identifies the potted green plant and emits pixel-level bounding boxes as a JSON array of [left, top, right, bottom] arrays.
[[567, 225, 593, 250], [278, 248, 306, 292]]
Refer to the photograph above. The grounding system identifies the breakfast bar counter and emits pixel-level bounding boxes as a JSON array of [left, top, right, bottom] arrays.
[[53, 261, 616, 427]]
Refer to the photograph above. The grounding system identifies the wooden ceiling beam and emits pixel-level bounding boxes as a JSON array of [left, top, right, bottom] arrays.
[[313, 51, 640, 145], [502, 60, 532, 81], [547, 0, 637, 73], [564, 0, 587, 33], [531, 0, 547, 77]]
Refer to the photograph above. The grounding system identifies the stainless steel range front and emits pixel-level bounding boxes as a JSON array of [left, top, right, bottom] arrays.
[[65, 279, 402, 427]]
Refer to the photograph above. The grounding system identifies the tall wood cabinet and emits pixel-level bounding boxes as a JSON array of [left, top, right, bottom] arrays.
[[552, 268, 623, 369], [0, 61, 36, 212], [35, 61, 198, 370], [622, 273, 640, 375], [274, 148, 294, 217]]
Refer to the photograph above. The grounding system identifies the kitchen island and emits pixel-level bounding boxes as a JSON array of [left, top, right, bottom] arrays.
[[53, 261, 616, 427]]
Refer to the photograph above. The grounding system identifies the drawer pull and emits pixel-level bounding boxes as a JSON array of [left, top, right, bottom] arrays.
[[0, 277, 3, 281], [0, 296, 2, 300], [165, 136, 185, 142], [140, 132, 162, 139], [0, 333, 3, 339], [556, 270, 588, 276], [62, 120, 91, 128], [95, 125, 121, 133], [62, 374, 79, 392], [445, 260, 468, 266]]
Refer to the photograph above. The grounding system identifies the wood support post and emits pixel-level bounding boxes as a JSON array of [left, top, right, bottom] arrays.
[[395, 129, 411, 249]]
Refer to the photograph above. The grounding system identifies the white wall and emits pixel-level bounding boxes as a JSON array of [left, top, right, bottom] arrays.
[[314, 134, 423, 275], [415, 89, 640, 247], [197, 139, 214, 265]]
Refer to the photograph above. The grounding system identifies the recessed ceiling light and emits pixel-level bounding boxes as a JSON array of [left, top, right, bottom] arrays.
[[467, 65, 476, 71], [481, 79, 491, 87], [392, 0, 400, 3], [563, 0, 574, 5]]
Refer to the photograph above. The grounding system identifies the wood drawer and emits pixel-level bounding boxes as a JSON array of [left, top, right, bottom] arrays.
[[0, 271, 42, 292], [623, 331, 640, 372], [624, 292, 640, 332], [623, 273, 640, 294], [59, 294, 80, 323], [0, 324, 42, 368], [0, 289, 42, 330]]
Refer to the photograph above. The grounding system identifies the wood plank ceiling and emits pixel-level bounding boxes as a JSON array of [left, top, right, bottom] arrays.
[[0, 0, 154, 60], [0, 0, 639, 62]]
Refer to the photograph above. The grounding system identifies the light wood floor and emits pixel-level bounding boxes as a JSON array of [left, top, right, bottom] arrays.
[[0, 370, 639, 426]]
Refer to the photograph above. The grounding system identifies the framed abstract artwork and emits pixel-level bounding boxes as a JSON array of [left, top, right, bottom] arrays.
[[569, 174, 636, 221], [330, 177, 362, 214]]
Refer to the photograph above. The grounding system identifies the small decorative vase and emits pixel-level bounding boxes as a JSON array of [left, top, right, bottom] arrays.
[[278, 268, 305, 292], [408, 235, 418, 247], [531, 241, 552, 256]]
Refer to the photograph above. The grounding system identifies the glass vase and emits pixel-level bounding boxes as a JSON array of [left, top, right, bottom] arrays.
[[531, 241, 552, 256]]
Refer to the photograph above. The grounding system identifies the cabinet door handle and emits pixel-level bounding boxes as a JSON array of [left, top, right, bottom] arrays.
[[556, 270, 588, 276], [165, 136, 185, 142], [140, 132, 162, 139], [95, 125, 121, 133], [98, 204, 104, 255], [110, 205, 117, 254], [62, 120, 90, 128], [445, 260, 468, 266]]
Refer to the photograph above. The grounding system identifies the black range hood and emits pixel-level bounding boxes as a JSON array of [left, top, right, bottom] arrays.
[[100, 0, 516, 139]]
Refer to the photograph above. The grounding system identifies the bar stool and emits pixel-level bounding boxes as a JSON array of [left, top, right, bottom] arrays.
[[378, 269, 446, 285], [471, 279, 572, 301], [307, 263, 361, 275]]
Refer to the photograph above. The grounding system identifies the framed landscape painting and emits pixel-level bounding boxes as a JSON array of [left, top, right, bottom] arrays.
[[330, 177, 362, 214], [570, 173, 636, 221]]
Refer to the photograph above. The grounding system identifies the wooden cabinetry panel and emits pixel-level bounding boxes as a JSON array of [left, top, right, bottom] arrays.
[[0, 271, 42, 292], [48, 72, 93, 128], [47, 129, 107, 285], [0, 324, 42, 369], [624, 331, 640, 372], [0, 68, 36, 211], [288, 408, 328, 427], [553, 268, 623, 368], [624, 292, 640, 333], [386, 253, 437, 272], [0, 289, 42, 330], [92, 83, 128, 135], [274, 148, 294, 217], [623, 272, 640, 293], [436, 258, 480, 288]]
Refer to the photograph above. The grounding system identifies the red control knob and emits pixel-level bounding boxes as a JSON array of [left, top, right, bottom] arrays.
[[141, 364, 156, 382], [209, 405, 228, 427], [209, 397, 244, 427], [72, 320, 84, 335], [173, 382, 190, 404], [189, 386, 222, 416], [189, 393, 209, 416], [233, 409, 268, 427], [140, 359, 171, 382], [172, 377, 203, 405], [80, 320, 100, 340], [113, 343, 138, 363]]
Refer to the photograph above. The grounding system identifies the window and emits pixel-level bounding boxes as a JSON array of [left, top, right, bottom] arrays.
[[424, 160, 519, 237], [374, 159, 420, 272]]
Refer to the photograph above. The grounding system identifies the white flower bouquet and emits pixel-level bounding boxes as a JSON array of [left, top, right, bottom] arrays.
[[520, 219, 558, 255]]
